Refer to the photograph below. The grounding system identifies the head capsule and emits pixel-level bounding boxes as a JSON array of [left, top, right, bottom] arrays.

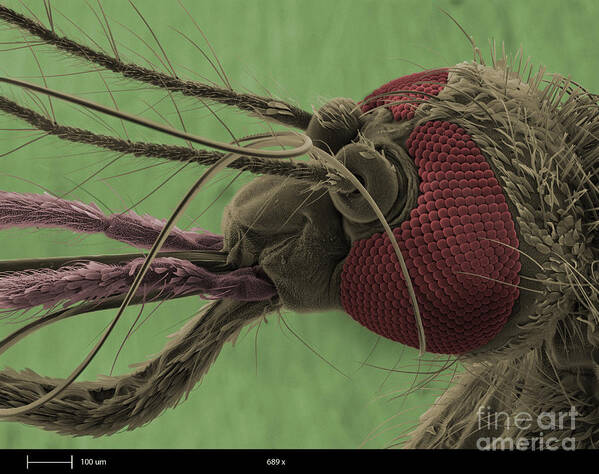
[[307, 65, 593, 357]]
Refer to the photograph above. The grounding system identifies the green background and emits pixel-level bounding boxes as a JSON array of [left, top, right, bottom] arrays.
[[0, 0, 596, 449]]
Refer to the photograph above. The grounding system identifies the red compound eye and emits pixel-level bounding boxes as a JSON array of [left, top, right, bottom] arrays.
[[360, 69, 449, 121], [340, 120, 521, 354]]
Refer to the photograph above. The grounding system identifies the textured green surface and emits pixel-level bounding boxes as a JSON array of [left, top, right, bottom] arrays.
[[0, 0, 596, 449]]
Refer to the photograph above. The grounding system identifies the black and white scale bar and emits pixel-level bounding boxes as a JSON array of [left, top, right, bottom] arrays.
[[26, 454, 73, 470]]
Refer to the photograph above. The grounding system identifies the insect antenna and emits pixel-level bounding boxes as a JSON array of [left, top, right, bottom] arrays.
[[0, 289, 189, 357], [0, 4, 312, 130], [0, 83, 337, 187]]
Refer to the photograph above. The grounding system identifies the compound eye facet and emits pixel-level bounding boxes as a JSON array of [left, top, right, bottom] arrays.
[[329, 143, 399, 224]]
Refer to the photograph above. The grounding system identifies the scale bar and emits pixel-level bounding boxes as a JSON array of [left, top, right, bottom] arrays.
[[26, 455, 74, 470]]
